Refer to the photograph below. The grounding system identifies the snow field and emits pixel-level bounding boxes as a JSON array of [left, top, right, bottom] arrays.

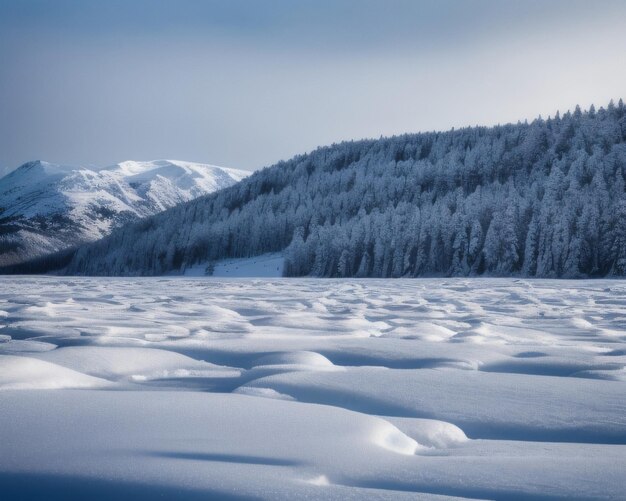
[[0, 277, 625, 499], [184, 253, 285, 277]]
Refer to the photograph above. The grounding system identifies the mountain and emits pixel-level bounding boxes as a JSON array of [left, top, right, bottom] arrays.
[[65, 101, 626, 278], [0, 160, 249, 267]]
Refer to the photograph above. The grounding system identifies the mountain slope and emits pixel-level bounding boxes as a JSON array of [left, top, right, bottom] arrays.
[[0, 160, 248, 266], [66, 101, 626, 278]]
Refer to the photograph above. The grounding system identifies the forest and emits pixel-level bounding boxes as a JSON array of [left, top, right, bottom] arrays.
[[65, 101, 626, 278]]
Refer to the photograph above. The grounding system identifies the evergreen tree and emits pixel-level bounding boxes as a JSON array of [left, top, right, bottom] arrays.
[[63, 101, 626, 279]]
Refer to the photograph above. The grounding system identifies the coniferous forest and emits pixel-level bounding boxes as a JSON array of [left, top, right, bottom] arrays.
[[65, 102, 626, 278]]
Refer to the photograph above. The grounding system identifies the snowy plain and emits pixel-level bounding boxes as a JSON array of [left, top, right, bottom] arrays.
[[0, 277, 625, 500]]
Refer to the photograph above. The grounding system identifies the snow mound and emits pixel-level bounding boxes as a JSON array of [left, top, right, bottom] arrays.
[[387, 417, 469, 449], [0, 355, 110, 390], [253, 351, 335, 368], [0, 340, 57, 353], [31, 346, 236, 382], [370, 420, 421, 455], [233, 387, 296, 401]]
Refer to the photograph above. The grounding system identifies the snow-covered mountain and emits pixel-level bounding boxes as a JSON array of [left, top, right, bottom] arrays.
[[0, 159, 249, 266]]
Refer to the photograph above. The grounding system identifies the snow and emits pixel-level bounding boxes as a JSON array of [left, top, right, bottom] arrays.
[[0, 277, 625, 499], [184, 253, 285, 277], [0, 159, 250, 266], [0, 355, 111, 390]]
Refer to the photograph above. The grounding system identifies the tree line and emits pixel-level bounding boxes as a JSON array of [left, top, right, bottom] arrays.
[[65, 101, 626, 277]]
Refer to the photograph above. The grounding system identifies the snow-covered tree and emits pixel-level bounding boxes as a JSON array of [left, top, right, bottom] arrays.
[[63, 101, 626, 279]]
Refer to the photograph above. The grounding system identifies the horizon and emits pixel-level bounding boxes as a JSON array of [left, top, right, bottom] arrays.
[[1, 0, 625, 175]]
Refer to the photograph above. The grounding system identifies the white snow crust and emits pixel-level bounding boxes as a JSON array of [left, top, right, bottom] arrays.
[[184, 253, 285, 277], [0, 277, 625, 499]]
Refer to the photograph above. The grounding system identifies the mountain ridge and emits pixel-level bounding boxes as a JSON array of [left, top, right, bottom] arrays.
[[0, 159, 249, 266]]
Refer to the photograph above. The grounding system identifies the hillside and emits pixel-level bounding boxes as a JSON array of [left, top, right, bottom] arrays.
[[0, 160, 248, 266], [66, 101, 626, 277]]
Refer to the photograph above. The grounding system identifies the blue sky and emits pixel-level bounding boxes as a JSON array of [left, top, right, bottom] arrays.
[[1, 0, 625, 172]]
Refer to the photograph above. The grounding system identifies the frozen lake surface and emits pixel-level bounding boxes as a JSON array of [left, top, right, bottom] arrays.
[[0, 277, 625, 500]]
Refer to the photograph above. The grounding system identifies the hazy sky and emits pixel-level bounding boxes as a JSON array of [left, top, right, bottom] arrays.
[[1, 0, 625, 173]]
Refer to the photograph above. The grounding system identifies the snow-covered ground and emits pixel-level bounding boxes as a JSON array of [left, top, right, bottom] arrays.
[[0, 277, 625, 500], [184, 253, 285, 277]]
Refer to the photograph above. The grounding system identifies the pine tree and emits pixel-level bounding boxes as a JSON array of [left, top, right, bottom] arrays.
[[610, 200, 626, 275], [58, 101, 626, 278]]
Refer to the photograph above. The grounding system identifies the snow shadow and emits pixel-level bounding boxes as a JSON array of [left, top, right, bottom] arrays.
[[346, 478, 571, 501], [146, 451, 303, 467], [0, 472, 259, 501]]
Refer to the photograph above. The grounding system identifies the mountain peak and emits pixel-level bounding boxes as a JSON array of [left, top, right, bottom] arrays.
[[0, 159, 250, 267], [9, 160, 74, 177]]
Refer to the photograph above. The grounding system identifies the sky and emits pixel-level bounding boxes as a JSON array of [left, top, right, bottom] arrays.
[[1, 0, 625, 174]]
